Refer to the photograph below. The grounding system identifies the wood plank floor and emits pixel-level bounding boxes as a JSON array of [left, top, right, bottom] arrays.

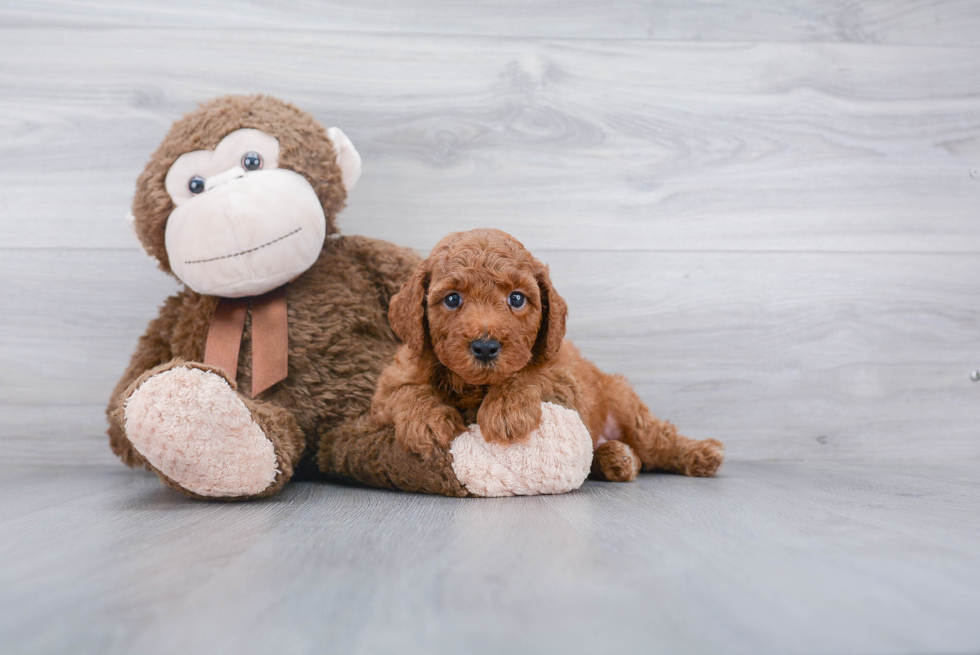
[[3, 249, 977, 465], [2, 12, 979, 462], [2, 461, 979, 654], [3, 30, 980, 254], [2, 18, 978, 464], [2, 2, 978, 653], [6, 0, 980, 45]]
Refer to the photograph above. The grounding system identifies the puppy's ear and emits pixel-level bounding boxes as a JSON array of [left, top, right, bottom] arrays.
[[532, 259, 568, 362], [389, 259, 432, 356]]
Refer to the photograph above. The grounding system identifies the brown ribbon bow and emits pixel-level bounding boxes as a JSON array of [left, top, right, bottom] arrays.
[[204, 286, 289, 397]]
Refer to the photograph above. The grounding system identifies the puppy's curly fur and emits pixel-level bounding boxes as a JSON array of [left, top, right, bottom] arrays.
[[373, 229, 725, 480]]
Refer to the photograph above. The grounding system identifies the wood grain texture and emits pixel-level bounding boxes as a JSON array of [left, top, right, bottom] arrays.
[[1, 30, 979, 253], [2, 0, 979, 45], [0, 8, 977, 468], [2, 461, 979, 654], [2, 6, 977, 654], [2, 249, 977, 464]]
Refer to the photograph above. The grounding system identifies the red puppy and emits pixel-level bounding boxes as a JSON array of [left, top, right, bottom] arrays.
[[372, 229, 724, 481]]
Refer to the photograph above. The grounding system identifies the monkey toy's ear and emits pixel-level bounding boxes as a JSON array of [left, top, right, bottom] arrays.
[[326, 127, 362, 193], [125, 211, 156, 260]]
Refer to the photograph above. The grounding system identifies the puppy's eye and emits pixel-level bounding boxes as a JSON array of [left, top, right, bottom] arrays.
[[242, 152, 263, 171], [188, 176, 206, 194], [508, 291, 526, 309], [443, 293, 462, 309]]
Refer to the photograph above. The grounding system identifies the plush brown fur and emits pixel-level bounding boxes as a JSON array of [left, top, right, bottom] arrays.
[[107, 95, 421, 498], [318, 413, 472, 497], [373, 229, 725, 479]]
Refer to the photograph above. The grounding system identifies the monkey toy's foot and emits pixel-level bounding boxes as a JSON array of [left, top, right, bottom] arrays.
[[449, 402, 593, 497], [124, 363, 281, 498]]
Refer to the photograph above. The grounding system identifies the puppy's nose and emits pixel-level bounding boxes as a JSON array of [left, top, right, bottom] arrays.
[[470, 337, 501, 363]]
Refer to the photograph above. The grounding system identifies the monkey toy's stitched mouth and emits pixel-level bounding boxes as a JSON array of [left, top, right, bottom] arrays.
[[183, 227, 303, 265]]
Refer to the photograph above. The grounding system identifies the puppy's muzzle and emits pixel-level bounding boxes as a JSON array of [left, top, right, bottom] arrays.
[[470, 337, 501, 363]]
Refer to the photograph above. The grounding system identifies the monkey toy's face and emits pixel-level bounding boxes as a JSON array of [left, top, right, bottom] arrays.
[[162, 128, 328, 298], [130, 95, 361, 299]]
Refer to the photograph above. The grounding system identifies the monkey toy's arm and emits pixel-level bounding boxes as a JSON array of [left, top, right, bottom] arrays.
[[345, 234, 423, 311], [105, 295, 181, 467]]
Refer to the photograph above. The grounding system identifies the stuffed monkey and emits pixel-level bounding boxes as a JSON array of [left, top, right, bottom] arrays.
[[109, 94, 592, 500]]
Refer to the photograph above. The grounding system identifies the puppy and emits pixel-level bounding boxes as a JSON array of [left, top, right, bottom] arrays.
[[372, 229, 724, 481]]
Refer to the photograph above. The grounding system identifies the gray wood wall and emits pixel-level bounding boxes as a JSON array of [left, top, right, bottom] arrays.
[[1, 1, 978, 465]]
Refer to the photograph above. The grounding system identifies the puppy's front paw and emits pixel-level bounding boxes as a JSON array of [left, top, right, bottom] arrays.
[[478, 386, 542, 445], [394, 405, 465, 459]]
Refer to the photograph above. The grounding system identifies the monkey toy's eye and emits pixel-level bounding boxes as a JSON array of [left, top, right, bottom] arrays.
[[188, 176, 206, 194], [443, 293, 462, 310], [508, 291, 526, 309], [241, 152, 263, 171]]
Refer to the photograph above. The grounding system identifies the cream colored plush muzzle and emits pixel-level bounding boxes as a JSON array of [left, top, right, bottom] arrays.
[[165, 168, 326, 298]]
